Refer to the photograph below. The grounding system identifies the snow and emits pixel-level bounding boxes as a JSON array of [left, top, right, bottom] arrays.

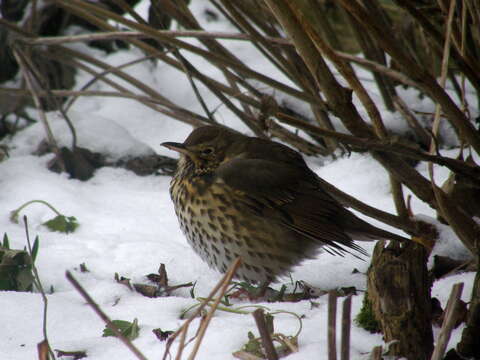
[[0, 1, 477, 359], [11, 111, 154, 160]]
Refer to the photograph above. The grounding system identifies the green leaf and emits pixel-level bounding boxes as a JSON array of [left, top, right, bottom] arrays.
[[223, 294, 231, 306], [43, 215, 79, 234], [2, 233, 10, 249], [0, 247, 34, 291], [242, 332, 263, 357], [16, 268, 35, 292], [9, 210, 19, 224], [4, 248, 32, 266], [189, 281, 196, 299], [31, 236, 40, 262], [103, 319, 140, 340]]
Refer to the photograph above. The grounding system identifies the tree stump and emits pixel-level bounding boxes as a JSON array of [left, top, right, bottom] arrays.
[[367, 240, 433, 359]]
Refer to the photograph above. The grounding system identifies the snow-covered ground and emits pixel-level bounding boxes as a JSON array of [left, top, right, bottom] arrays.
[[0, 1, 477, 359]]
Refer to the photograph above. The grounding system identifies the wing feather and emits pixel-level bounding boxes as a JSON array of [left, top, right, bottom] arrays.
[[216, 158, 367, 256]]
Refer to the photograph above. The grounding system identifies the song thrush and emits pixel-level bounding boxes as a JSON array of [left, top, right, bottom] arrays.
[[162, 126, 408, 284]]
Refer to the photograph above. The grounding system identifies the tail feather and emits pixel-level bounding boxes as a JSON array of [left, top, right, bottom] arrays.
[[347, 226, 410, 243]]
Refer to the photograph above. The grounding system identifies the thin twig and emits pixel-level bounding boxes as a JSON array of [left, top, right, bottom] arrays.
[[430, 282, 464, 360], [64, 54, 156, 112], [175, 324, 189, 360], [13, 46, 78, 149], [5, 76, 478, 182], [252, 309, 279, 360], [328, 291, 338, 360], [1, 87, 171, 104], [341, 5, 395, 111], [390, 175, 409, 220], [340, 296, 352, 360], [339, 0, 480, 154], [393, 0, 480, 93], [11, 47, 65, 171], [265, 118, 328, 155], [214, 1, 295, 84], [267, 0, 438, 208], [65, 271, 148, 360], [20, 30, 293, 47], [53, 0, 315, 105], [45, 36, 281, 127], [423, 0, 479, 252], [44, 48, 212, 127], [274, 115, 480, 185], [286, 1, 389, 139], [392, 95, 431, 147], [172, 49, 217, 123], [24, 216, 56, 360], [459, 0, 470, 117], [187, 259, 241, 360], [430, 0, 456, 151], [162, 258, 242, 360]]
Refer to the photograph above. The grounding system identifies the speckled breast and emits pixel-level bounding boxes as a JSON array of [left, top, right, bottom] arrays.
[[168, 171, 303, 284]]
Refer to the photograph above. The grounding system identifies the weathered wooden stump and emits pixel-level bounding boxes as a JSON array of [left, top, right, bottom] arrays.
[[367, 240, 433, 360]]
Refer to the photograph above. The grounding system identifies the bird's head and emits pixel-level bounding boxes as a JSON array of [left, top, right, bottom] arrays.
[[162, 126, 242, 174]]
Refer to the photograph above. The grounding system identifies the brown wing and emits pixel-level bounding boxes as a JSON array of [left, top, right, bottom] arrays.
[[215, 158, 367, 256]]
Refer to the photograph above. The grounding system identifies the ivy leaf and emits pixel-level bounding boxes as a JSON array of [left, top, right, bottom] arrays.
[[103, 319, 140, 340], [43, 215, 79, 234]]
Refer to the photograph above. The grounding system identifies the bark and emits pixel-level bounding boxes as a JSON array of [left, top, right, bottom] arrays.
[[367, 241, 433, 360]]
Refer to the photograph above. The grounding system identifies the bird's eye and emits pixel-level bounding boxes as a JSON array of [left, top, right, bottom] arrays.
[[201, 147, 213, 155]]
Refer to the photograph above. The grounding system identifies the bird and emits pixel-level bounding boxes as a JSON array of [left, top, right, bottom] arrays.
[[162, 125, 410, 285]]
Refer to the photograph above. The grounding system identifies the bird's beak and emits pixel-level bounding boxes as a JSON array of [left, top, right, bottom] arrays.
[[161, 142, 189, 155]]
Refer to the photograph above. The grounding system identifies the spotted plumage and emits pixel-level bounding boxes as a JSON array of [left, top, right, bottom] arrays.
[[163, 126, 408, 283]]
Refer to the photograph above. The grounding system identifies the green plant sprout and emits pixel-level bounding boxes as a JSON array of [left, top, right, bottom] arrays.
[[0, 233, 39, 291], [10, 200, 79, 234]]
